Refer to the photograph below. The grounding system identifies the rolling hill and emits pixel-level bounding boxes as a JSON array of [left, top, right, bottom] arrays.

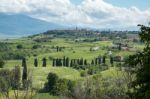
[[0, 13, 63, 38]]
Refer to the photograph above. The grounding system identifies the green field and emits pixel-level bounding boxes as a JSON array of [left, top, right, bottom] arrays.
[[0, 32, 143, 99]]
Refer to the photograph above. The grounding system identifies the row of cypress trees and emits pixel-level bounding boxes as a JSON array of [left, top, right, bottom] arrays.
[[52, 57, 88, 67], [52, 56, 114, 67]]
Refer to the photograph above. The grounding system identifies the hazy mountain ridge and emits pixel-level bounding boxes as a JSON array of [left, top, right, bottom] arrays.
[[0, 13, 63, 37]]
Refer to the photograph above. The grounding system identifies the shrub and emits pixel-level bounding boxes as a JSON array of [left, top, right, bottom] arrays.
[[16, 44, 23, 49], [32, 45, 41, 49], [80, 70, 87, 77], [0, 59, 5, 68]]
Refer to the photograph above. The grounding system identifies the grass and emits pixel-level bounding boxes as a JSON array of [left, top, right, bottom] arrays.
[[0, 37, 143, 99], [31, 67, 81, 89]]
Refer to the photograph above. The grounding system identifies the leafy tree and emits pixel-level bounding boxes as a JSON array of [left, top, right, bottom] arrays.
[[42, 58, 47, 67], [0, 58, 5, 68], [11, 66, 21, 99], [11, 66, 21, 89], [0, 69, 11, 99], [34, 58, 38, 67], [53, 79, 68, 96], [126, 24, 150, 99], [44, 73, 59, 93]]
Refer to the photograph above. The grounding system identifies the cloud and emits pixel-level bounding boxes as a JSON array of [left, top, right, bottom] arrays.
[[0, 0, 149, 30]]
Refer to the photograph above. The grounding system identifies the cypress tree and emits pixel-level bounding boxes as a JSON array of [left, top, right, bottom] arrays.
[[110, 56, 114, 66], [59, 59, 62, 66], [70, 60, 73, 67], [98, 57, 101, 64], [84, 59, 88, 65], [52, 59, 56, 67], [66, 57, 69, 67], [42, 58, 47, 67], [91, 60, 94, 65], [22, 57, 26, 67], [22, 58, 27, 87], [56, 58, 58, 66], [63, 56, 66, 66], [95, 58, 98, 65], [80, 58, 84, 65], [77, 59, 80, 65], [103, 56, 106, 64], [34, 58, 38, 67]]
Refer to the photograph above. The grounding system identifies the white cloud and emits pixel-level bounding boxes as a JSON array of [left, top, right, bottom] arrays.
[[0, 0, 149, 30]]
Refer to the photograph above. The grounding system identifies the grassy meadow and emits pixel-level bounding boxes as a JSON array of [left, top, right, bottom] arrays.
[[0, 31, 143, 99]]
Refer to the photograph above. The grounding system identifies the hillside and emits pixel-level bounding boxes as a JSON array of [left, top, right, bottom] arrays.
[[0, 13, 62, 37]]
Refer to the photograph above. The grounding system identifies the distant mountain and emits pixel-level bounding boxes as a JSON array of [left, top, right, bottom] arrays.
[[0, 13, 63, 38]]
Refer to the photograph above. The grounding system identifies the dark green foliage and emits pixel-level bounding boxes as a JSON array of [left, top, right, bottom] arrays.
[[84, 59, 88, 65], [52, 59, 56, 66], [53, 79, 68, 96], [91, 60, 94, 65], [98, 57, 101, 64], [126, 24, 150, 99], [16, 44, 23, 49], [63, 56, 66, 66], [22, 58, 27, 87], [34, 58, 38, 67], [42, 57, 47, 67], [0, 58, 5, 68], [80, 70, 87, 77], [22, 57, 27, 67], [118, 43, 121, 50], [66, 57, 69, 67], [102, 56, 106, 64], [44, 73, 59, 93], [70, 60, 73, 67], [110, 56, 114, 66], [32, 44, 41, 49]]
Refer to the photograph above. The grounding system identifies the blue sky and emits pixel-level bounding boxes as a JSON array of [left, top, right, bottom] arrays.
[[71, 0, 83, 5], [71, 0, 150, 10], [0, 0, 150, 30], [105, 0, 150, 10]]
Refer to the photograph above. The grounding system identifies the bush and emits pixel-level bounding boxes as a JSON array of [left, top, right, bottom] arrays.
[[80, 70, 87, 77], [32, 45, 41, 49], [0, 59, 5, 68], [16, 44, 23, 49]]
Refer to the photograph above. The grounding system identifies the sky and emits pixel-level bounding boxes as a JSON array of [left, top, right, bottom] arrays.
[[0, 0, 150, 30]]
